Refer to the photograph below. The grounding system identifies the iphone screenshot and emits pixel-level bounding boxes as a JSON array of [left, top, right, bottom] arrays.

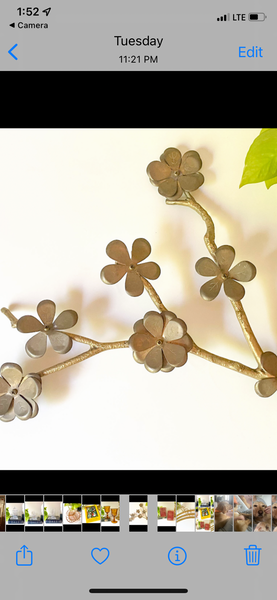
[[0, 2, 276, 600]]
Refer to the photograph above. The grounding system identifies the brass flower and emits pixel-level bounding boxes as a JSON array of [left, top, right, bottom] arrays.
[[0, 363, 42, 422], [129, 310, 193, 373], [16, 300, 78, 358], [100, 238, 161, 297], [147, 147, 204, 199], [195, 245, 256, 301], [255, 352, 277, 397]]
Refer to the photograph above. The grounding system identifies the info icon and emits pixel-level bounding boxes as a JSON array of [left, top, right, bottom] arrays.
[[168, 547, 187, 566]]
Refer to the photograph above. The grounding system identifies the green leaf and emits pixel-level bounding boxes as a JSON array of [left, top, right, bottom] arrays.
[[265, 175, 277, 189], [239, 129, 277, 188]]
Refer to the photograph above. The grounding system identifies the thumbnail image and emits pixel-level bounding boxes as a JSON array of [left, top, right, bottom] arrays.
[[5, 501, 24, 525], [234, 495, 252, 531], [63, 501, 82, 525], [82, 503, 101, 524], [253, 495, 271, 532], [272, 495, 277, 532], [195, 495, 214, 531], [0, 496, 5, 531], [44, 501, 63, 526], [176, 496, 195, 532], [101, 499, 120, 526], [129, 502, 148, 525], [157, 498, 176, 529], [214, 495, 234, 531], [25, 500, 43, 526]]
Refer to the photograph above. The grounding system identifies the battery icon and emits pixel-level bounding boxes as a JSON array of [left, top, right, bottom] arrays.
[[248, 12, 267, 21]]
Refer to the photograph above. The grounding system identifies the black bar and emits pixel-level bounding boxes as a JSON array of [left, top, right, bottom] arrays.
[[44, 526, 62, 532], [6, 495, 24, 503], [89, 590, 188, 594], [102, 526, 119, 532], [25, 526, 43, 532], [157, 526, 176, 532], [25, 495, 43, 502], [129, 495, 147, 503], [101, 496, 119, 502], [63, 524, 81, 532], [129, 525, 148, 532], [177, 496, 195, 503], [82, 523, 101, 532], [158, 496, 175, 502], [82, 495, 100, 504]]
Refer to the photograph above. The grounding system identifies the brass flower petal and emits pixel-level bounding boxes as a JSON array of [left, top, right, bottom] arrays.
[[147, 148, 204, 199], [25, 332, 48, 358], [255, 377, 277, 398], [261, 351, 277, 376], [101, 238, 161, 297], [215, 245, 236, 272], [143, 311, 164, 338], [53, 309, 78, 330], [131, 238, 151, 263], [179, 173, 204, 192], [144, 345, 163, 373], [200, 278, 222, 301], [163, 318, 187, 342], [17, 315, 44, 334], [0, 394, 12, 416], [180, 150, 202, 174], [228, 261, 257, 282], [129, 310, 192, 373], [146, 160, 172, 184], [0, 400, 15, 422], [0, 377, 10, 395], [136, 262, 161, 280], [14, 396, 32, 420], [195, 257, 220, 277], [160, 147, 182, 169], [100, 264, 127, 285], [163, 342, 187, 367], [48, 330, 73, 354], [19, 374, 42, 401], [125, 270, 144, 297], [223, 278, 245, 301], [158, 178, 179, 198], [0, 363, 42, 422], [106, 240, 130, 264], [17, 300, 78, 358], [196, 244, 256, 301], [0, 362, 23, 388], [37, 299, 56, 326], [129, 332, 154, 353]]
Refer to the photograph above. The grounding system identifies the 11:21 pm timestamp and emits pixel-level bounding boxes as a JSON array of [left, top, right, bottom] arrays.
[[119, 55, 158, 64]]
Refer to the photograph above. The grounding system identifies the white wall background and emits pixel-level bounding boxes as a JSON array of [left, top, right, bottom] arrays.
[[0, 128, 276, 470]]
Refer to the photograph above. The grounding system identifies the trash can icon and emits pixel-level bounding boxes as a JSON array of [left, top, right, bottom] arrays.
[[244, 544, 261, 566]]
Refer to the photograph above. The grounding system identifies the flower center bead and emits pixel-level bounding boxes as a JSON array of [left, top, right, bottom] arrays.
[[44, 325, 51, 332], [11, 388, 18, 396], [156, 339, 163, 346], [171, 169, 181, 180], [129, 264, 136, 270]]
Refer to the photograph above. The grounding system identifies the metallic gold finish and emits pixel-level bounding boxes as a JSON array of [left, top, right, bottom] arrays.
[[255, 352, 277, 397], [0, 363, 42, 422], [195, 245, 257, 302], [101, 238, 161, 297], [129, 310, 193, 373], [147, 148, 204, 200], [16, 300, 78, 358], [1, 145, 276, 422]]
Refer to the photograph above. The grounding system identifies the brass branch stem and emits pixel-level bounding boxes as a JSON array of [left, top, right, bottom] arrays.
[[37, 340, 129, 378], [141, 277, 168, 312], [166, 194, 217, 259], [230, 300, 263, 363], [165, 193, 263, 364], [191, 342, 262, 380], [1, 307, 18, 327]]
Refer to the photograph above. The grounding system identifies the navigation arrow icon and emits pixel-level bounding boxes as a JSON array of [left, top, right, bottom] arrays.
[[8, 43, 18, 59], [9, 22, 15, 28]]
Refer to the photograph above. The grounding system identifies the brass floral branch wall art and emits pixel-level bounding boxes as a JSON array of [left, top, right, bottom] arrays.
[[0, 146, 276, 422]]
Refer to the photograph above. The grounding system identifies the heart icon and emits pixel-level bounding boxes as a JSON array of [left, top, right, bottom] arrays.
[[91, 547, 110, 564]]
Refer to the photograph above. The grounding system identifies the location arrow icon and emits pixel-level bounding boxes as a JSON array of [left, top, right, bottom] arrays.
[[8, 43, 18, 59]]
